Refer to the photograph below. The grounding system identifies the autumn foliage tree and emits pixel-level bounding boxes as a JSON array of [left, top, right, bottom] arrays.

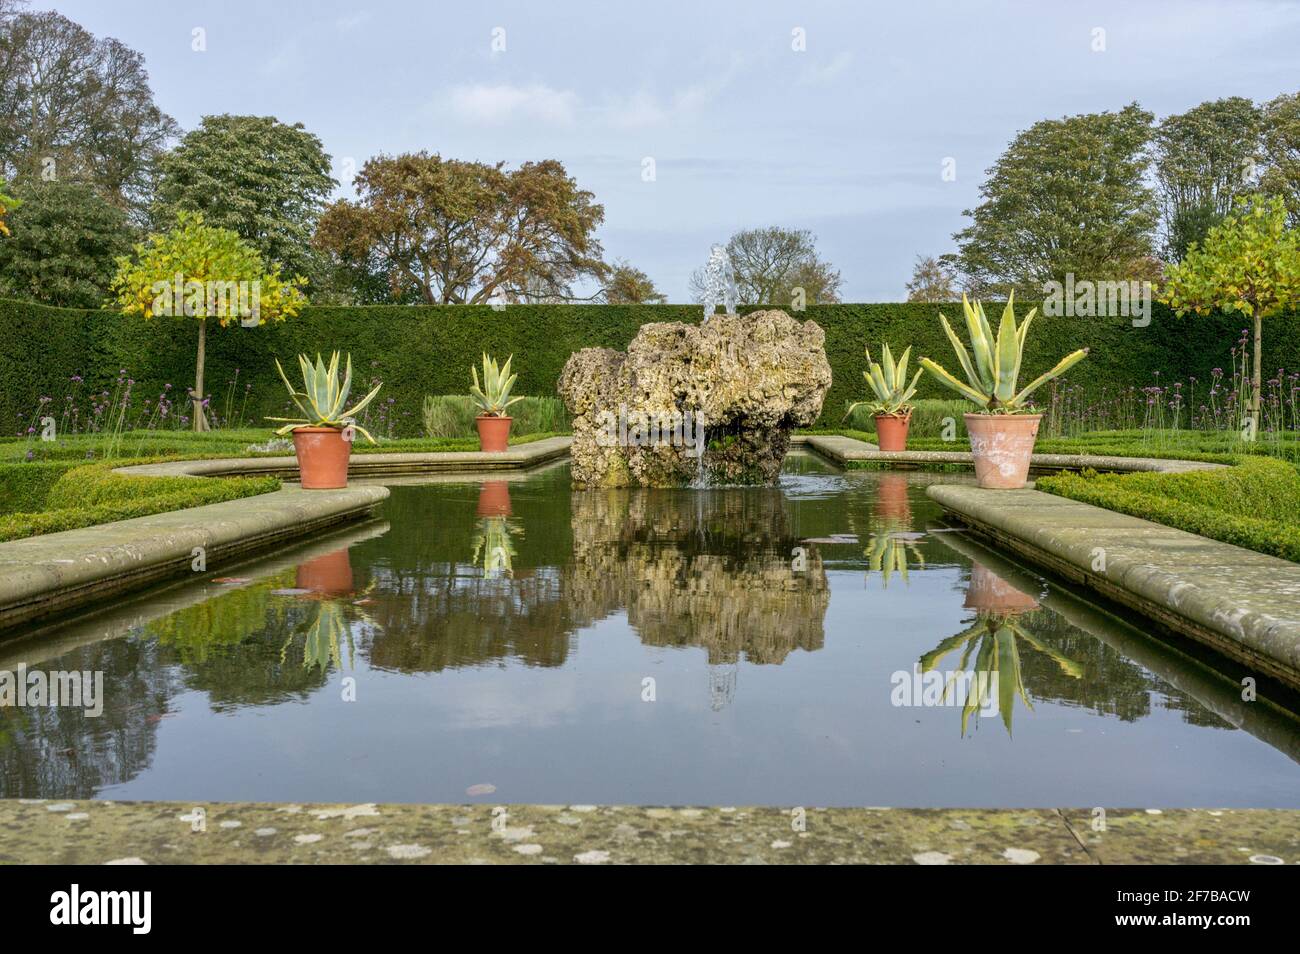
[[1161, 197, 1300, 437], [314, 153, 607, 304], [110, 212, 306, 430]]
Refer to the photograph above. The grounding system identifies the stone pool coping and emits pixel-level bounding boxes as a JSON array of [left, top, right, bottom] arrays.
[[0, 486, 390, 631], [113, 435, 573, 480], [796, 433, 1226, 474], [3, 800, 1296, 864], [928, 484, 1300, 687]]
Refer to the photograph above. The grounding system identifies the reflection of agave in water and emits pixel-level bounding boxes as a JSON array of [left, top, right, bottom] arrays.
[[864, 531, 924, 588], [471, 516, 522, 577], [920, 611, 1084, 735], [281, 599, 368, 673]]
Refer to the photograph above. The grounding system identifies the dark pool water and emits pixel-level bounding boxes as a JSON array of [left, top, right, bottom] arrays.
[[3, 455, 1299, 807]]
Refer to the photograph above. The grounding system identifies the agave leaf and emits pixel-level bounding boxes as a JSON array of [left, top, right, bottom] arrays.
[[961, 295, 996, 392], [346, 421, 377, 445], [994, 300, 1021, 403], [341, 380, 384, 421], [1012, 348, 1089, 406], [881, 343, 896, 389], [1017, 306, 1037, 353], [921, 357, 990, 407], [336, 353, 353, 412], [899, 368, 924, 405], [938, 313, 982, 391], [894, 346, 911, 387]]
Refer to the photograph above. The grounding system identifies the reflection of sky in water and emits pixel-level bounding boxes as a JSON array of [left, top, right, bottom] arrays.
[[2, 458, 1299, 808]]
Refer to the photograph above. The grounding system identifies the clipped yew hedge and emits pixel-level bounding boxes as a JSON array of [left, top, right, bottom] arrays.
[[4, 297, 1296, 437]]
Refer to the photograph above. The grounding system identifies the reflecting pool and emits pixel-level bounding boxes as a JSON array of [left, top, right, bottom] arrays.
[[3, 455, 1299, 807]]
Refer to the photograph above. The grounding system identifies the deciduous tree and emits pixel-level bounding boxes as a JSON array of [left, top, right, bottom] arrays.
[[952, 104, 1158, 296], [602, 260, 667, 303], [690, 226, 841, 307], [0, 11, 177, 219], [1161, 197, 1300, 437], [110, 212, 306, 430], [153, 115, 335, 282], [0, 180, 132, 306], [1154, 97, 1262, 261], [313, 153, 607, 304]]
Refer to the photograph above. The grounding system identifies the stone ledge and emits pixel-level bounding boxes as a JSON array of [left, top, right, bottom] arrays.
[[0, 485, 389, 632], [0, 800, 1294, 864], [113, 435, 574, 480], [799, 434, 1225, 474], [928, 484, 1300, 686]]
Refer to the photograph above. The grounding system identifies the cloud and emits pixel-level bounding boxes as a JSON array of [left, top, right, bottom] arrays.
[[446, 83, 579, 126], [799, 51, 854, 86], [335, 12, 371, 31], [603, 55, 745, 129]]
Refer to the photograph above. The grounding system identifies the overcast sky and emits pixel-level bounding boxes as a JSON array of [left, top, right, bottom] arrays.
[[42, 0, 1300, 301]]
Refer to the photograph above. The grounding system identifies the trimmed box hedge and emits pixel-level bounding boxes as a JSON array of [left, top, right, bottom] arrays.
[[4, 297, 1296, 437], [1036, 456, 1300, 562], [0, 458, 281, 541]]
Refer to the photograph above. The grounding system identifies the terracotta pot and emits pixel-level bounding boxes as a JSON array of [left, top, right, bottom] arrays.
[[872, 472, 912, 523], [964, 413, 1041, 489], [292, 426, 351, 489], [476, 480, 512, 517], [874, 412, 911, 452], [476, 415, 512, 453], [296, 547, 355, 597], [964, 561, 1040, 614]]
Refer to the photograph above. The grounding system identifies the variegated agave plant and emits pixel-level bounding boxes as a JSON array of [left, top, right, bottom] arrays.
[[267, 352, 383, 442], [470, 353, 525, 417], [845, 343, 923, 418], [920, 292, 1088, 413]]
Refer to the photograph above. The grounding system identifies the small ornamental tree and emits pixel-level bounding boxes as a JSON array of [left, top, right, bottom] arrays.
[[110, 211, 306, 430], [1161, 197, 1300, 438], [0, 180, 17, 235]]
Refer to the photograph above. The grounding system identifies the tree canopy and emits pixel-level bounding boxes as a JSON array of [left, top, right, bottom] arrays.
[[153, 115, 335, 282], [1161, 197, 1300, 434], [313, 152, 607, 305], [951, 103, 1158, 296], [602, 260, 667, 303], [691, 226, 841, 307], [0, 179, 132, 306], [1154, 96, 1262, 261], [1260, 91, 1300, 229], [110, 212, 307, 429], [0, 10, 177, 218], [905, 255, 958, 302]]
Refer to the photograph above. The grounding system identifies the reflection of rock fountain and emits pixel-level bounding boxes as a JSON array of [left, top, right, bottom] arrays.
[[558, 310, 831, 488], [568, 487, 830, 707]]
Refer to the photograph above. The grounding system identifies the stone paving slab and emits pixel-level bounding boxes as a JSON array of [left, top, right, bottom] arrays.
[[0, 800, 1294, 864], [0, 486, 389, 631], [928, 485, 1300, 686]]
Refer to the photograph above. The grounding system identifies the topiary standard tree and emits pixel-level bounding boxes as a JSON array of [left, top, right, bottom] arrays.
[[109, 211, 306, 430], [1161, 197, 1300, 438]]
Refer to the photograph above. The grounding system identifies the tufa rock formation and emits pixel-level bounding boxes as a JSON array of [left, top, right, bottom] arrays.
[[557, 310, 831, 487]]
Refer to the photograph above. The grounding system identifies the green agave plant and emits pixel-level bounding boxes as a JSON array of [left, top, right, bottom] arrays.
[[267, 351, 383, 441], [845, 343, 923, 418], [470, 353, 525, 417], [919, 292, 1088, 413]]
